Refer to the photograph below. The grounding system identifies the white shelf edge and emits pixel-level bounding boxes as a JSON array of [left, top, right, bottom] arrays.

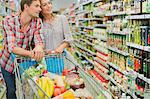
[[107, 62, 128, 76], [126, 14, 150, 20], [75, 43, 96, 56], [81, 39, 95, 46], [107, 30, 129, 35], [108, 46, 129, 56], [94, 24, 107, 28], [105, 11, 126, 16], [94, 46, 108, 55], [81, 0, 93, 6], [93, 0, 102, 3], [94, 67, 109, 80], [94, 57, 108, 68], [126, 42, 150, 52]]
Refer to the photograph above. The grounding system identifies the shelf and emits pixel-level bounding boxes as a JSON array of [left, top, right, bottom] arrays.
[[94, 24, 107, 28], [109, 76, 137, 98], [108, 46, 129, 56], [79, 18, 102, 21], [137, 73, 150, 84], [107, 62, 128, 76], [77, 26, 85, 28], [94, 46, 108, 55], [126, 42, 150, 52], [0, 13, 7, 16], [93, 0, 102, 3], [105, 11, 126, 16], [75, 44, 96, 56], [75, 50, 94, 65], [69, 21, 76, 24], [0, 84, 6, 99], [96, 36, 107, 41], [78, 31, 97, 39], [84, 34, 97, 39], [81, 0, 93, 6], [80, 39, 95, 46], [79, 31, 86, 34], [94, 67, 109, 80], [80, 69, 113, 99], [105, 11, 140, 17], [84, 26, 94, 30], [69, 15, 75, 17], [75, 10, 86, 15], [76, 10, 92, 15], [77, 26, 93, 29], [109, 76, 125, 92], [126, 90, 138, 99], [74, 32, 81, 35], [107, 30, 129, 35], [94, 57, 108, 68], [126, 14, 150, 20], [128, 71, 150, 84]]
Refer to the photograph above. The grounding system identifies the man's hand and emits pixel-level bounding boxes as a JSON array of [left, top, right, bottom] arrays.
[[45, 49, 52, 54], [32, 45, 44, 61]]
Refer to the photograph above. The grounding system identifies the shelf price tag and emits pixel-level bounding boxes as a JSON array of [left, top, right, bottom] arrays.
[[144, 89, 150, 99]]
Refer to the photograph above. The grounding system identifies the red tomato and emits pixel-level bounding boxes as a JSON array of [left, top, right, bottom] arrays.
[[53, 88, 61, 96], [62, 69, 70, 76], [60, 86, 67, 93], [42, 70, 48, 74]]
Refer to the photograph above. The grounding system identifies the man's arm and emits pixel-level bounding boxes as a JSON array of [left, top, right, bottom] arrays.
[[32, 19, 45, 61], [12, 47, 34, 58]]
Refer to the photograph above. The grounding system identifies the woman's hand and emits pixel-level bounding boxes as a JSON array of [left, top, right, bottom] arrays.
[[55, 46, 64, 53]]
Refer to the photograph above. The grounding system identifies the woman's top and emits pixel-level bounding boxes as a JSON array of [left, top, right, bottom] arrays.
[[42, 15, 73, 50]]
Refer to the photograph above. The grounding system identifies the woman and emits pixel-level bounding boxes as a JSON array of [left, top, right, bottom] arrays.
[[40, 0, 73, 53]]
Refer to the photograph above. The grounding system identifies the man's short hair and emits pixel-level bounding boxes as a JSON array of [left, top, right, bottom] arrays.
[[20, 0, 38, 11]]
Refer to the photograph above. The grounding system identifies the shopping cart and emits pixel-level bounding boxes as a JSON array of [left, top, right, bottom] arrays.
[[13, 52, 107, 99]]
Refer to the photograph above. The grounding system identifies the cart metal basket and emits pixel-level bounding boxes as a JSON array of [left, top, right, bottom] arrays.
[[13, 52, 107, 99]]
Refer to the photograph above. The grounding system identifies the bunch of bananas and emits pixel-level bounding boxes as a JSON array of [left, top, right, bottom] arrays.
[[36, 77, 54, 99]]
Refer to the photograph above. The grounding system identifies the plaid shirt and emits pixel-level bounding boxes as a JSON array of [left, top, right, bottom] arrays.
[[0, 15, 44, 73]]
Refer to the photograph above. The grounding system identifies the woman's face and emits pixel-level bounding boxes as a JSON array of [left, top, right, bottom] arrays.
[[40, 0, 52, 15]]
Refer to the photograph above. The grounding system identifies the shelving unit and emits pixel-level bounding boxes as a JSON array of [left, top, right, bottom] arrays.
[[0, 1, 20, 98], [67, 0, 150, 99]]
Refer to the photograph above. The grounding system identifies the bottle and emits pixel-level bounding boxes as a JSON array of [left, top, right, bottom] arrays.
[[143, 59, 148, 77], [120, 93, 126, 99], [147, 59, 150, 78], [148, 29, 150, 46], [126, 96, 131, 99]]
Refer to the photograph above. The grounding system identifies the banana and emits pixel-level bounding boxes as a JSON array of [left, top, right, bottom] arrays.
[[37, 77, 54, 98], [38, 78, 44, 98], [48, 80, 54, 97]]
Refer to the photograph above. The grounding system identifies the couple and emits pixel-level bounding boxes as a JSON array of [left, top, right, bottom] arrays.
[[0, 0, 72, 99]]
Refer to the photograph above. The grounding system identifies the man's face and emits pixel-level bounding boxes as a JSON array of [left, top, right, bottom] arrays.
[[26, 0, 41, 18]]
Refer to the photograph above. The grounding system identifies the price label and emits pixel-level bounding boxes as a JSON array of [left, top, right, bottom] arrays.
[[144, 89, 150, 99], [147, 47, 150, 52]]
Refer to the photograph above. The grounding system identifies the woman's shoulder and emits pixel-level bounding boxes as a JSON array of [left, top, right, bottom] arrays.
[[56, 14, 67, 20]]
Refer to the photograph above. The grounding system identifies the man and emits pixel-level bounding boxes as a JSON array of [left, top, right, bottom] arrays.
[[0, 0, 44, 98]]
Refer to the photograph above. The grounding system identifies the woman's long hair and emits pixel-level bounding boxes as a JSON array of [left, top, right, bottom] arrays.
[[39, 12, 56, 21]]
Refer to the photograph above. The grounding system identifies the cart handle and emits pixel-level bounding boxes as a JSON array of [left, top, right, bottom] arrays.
[[11, 49, 67, 61]]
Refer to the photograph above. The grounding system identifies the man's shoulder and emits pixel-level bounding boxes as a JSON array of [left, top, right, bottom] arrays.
[[3, 15, 17, 24]]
